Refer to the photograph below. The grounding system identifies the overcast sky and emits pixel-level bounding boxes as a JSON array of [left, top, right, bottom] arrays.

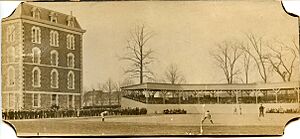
[[7, 1, 300, 88]]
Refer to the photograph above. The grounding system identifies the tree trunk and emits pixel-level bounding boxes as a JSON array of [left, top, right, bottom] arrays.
[[140, 46, 143, 84]]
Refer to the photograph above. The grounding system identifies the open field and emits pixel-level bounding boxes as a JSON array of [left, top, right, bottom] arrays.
[[7, 113, 300, 136]]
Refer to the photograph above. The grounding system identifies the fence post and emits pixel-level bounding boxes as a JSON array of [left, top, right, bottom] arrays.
[[235, 91, 239, 104], [217, 91, 220, 104], [197, 91, 200, 104], [178, 91, 181, 104], [273, 88, 280, 103], [255, 89, 259, 104], [145, 90, 149, 104]]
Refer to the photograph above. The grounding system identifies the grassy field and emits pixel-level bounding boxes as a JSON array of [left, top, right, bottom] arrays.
[[7, 113, 300, 136]]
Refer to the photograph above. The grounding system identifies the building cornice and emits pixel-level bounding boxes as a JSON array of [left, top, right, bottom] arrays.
[[2, 16, 86, 34]]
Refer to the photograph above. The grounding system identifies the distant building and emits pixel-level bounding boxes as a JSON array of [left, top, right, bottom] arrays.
[[1, 2, 85, 111], [83, 90, 121, 107]]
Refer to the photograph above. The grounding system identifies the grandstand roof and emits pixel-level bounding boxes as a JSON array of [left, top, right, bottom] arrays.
[[121, 81, 300, 91]]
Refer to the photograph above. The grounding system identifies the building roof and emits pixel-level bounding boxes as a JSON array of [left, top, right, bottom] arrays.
[[2, 2, 85, 33], [121, 81, 300, 91]]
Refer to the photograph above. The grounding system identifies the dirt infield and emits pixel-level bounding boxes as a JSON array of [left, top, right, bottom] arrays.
[[7, 113, 300, 136]]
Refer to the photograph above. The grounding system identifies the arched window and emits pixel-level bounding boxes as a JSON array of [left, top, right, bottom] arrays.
[[67, 71, 75, 89], [7, 25, 15, 42], [51, 69, 59, 88], [50, 50, 58, 66], [31, 26, 41, 43], [32, 47, 41, 64], [50, 30, 59, 46], [7, 66, 15, 87], [32, 67, 41, 87], [67, 53, 75, 68], [67, 34, 75, 50], [7, 46, 15, 63], [31, 7, 41, 19]]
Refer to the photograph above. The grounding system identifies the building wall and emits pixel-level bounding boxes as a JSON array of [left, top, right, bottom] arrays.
[[1, 93, 23, 110], [22, 22, 82, 93], [58, 95, 68, 108], [23, 93, 33, 109], [1, 20, 24, 110], [2, 3, 84, 111], [23, 65, 81, 93], [40, 94, 51, 108], [1, 21, 23, 92], [75, 95, 81, 108]]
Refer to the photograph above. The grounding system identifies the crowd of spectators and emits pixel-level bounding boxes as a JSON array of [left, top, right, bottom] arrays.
[[163, 109, 187, 114], [266, 108, 299, 113], [124, 94, 298, 104], [2, 106, 147, 120]]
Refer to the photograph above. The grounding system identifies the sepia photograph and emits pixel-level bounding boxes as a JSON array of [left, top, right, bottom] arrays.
[[1, 0, 300, 136]]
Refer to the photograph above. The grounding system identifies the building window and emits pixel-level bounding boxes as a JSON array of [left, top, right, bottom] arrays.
[[7, 66, 15, 87], [31, 26, 41, 44], [67, 53, 75, 68], [51, 69, 59, 88], [7, 46, 15, 63], [68, 95, 74, 108], [32, 94, 40, 107], [32, 67, 41, 87], [67, 34, 75, 50], [51, 94, 58, 106], [49, 12, 58, 23], [31, 7, 41, 19], [67, 16, 74, 27], [32, 47, 41, 64], [7, 25, 15, 42], [50, 30, 59, 47], [67, 71, 75, 89], [50, 50, 58, 66]]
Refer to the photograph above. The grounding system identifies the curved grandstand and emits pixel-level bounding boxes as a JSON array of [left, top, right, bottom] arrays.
[[121, 81, 300, 114]]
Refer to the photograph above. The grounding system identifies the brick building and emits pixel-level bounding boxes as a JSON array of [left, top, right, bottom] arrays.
[[2, 2, 85, 111]]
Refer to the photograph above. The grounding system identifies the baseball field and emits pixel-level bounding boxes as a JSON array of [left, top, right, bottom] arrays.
[[7, 113, 299, 136]]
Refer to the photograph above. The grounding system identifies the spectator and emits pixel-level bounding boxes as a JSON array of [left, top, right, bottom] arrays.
[[259, 104, 265, 117]]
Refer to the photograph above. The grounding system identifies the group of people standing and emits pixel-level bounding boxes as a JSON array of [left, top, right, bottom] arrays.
[[2, 107, 148, 120], [233, 105, 243, 115], [201, 104, 267, 125], [232, 104, 265, 116]]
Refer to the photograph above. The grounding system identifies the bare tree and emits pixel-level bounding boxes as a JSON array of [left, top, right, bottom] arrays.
[[120, 77, 135, 87], [290, 36, 300, 57], [241, 45, 251, 84], [164, 63, 186, 84], [211, 41, 242, 84], [242, 33, 268, 83], [114, 82, 122, 105], [102, 78, 117, 106], [121, 24, 155, 84], [266, 40, 298, 82]]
